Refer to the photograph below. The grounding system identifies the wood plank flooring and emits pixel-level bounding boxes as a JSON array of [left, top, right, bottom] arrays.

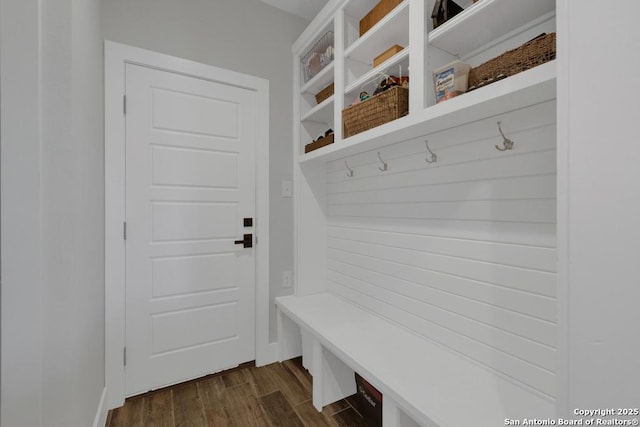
[[106, 358, 365, 427]]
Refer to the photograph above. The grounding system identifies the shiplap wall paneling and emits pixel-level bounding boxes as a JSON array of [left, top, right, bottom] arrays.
[[325, 101, 557, 401]]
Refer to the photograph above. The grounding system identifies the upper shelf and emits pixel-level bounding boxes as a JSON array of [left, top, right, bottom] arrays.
[[301, 60, 556, 163], [301, 61, 334, 95], [344, 1, 409, 65], [428, 0, 555, 58], [343, 0, 379, 21], [301, 95, 334, 124], [345, 48, 409, 96]]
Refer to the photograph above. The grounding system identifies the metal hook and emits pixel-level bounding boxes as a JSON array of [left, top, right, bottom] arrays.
[[495, 121, 514, 151], [377, 152, 388, 171], [425, 140, 437, 163], [345, 161, 354, 177]]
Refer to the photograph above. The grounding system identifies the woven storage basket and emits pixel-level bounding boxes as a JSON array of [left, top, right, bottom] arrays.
[[315, 83, 334, 104], [342, 86, 409, 138], [468, 33, 556, 91]]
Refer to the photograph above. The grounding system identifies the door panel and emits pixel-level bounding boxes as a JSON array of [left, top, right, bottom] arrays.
[[151, 253, 237, 298], [151, 202, 238, 241], [125, 63, 256, 395], [151, 302, 238, 355], [151, 87, 240, 138], [151, 146, 238, 188]]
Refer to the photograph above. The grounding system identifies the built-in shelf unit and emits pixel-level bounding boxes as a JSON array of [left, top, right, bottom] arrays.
[[290, 0, 559, 425]]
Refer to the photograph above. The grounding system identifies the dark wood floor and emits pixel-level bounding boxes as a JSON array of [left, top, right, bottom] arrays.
[[106, 358, 365, 426]]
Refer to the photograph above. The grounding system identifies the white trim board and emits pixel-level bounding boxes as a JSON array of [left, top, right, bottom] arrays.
[[104, 41, 271, 409], [92, 387, 108, 427]]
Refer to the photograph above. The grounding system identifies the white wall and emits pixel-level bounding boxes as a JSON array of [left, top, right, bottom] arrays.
[[557, 0, 640, 415], [102, 0, 308, 342], [1, 1, 44, 425], [1, 0, 105, 425]]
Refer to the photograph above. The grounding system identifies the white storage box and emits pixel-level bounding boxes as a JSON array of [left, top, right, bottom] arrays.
[[433, 60, 471, 103]]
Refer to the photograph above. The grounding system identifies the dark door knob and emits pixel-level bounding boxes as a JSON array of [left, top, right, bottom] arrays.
[[234, 234, 253, 248]]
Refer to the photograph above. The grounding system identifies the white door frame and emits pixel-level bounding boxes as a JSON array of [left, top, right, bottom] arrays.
[[104, 41, 271, 409]]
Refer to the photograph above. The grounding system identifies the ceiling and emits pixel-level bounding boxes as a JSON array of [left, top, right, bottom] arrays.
[[258, 0, 329, 21]]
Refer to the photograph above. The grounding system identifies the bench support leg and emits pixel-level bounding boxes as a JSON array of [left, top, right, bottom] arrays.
[[277, 309, 302, 362], [301, 329, 314, 374], [383, 398, 400, 427], [384, 400, 425, 427], [311, 339, 356, 412], [312, 340, 324, 411]]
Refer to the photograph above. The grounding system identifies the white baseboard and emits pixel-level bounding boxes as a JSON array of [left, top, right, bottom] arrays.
[[256, 342, 278, 367], [93, 387, 108, 427]]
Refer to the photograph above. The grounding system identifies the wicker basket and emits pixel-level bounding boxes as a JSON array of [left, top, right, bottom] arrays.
[[468, 33, 556, 91], [315, 83, 334, 104], [342, 86, 409, 138]]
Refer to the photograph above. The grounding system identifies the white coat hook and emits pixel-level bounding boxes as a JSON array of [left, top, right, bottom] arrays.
[[377, 152, 388, 171], [425, 140, 437, 163], [495, 121, 514, 151], [345, 161, 354, 177]]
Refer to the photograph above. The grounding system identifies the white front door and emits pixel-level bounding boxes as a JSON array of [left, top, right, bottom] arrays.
[[124, 63, 256, 396]]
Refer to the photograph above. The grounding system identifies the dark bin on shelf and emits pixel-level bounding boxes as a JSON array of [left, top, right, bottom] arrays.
[[355, 373, 382, 427]]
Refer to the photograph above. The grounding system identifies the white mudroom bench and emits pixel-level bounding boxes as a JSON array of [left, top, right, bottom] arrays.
[[276, 292, 554, 427]]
